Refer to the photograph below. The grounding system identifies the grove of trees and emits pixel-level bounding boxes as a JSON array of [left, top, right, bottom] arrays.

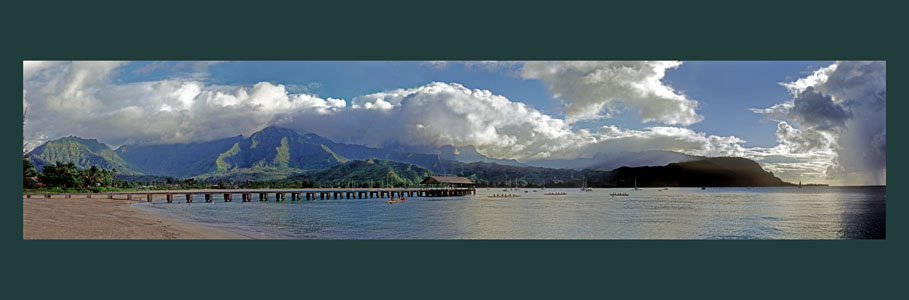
[[27, 161, 117, 189]]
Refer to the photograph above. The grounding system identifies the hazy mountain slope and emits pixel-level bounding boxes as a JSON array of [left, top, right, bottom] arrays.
[[115, 136, 244, 177], [438, 145, 525, 166], [524, 150, 702, 171], [589, 150, 703, 171], [292, 159, 436, 187]]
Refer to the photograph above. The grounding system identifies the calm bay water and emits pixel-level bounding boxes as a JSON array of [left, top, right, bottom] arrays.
[[133, 186, 885, 239]]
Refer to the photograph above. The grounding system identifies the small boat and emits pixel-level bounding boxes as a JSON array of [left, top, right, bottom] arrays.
[[544, 192, 567, 196], [488, 194, 522, 198], [609, 192, 629, 197], [387, 197, 407, 204], [701, 187, 706, 190]]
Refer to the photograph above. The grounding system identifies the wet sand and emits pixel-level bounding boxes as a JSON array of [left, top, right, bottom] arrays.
[[23, 195, 247, 239]]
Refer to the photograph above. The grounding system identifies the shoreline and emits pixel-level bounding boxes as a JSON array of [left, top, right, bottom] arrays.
[[23, 195, 248, 239]]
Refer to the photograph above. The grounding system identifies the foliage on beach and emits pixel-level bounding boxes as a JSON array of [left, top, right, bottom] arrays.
[[23, 186, 137, 194], [23, 158, 38, 188], [37, 161, 118, 188]]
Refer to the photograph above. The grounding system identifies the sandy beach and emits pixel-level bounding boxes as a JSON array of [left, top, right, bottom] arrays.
[[23, 195, 247, 239]]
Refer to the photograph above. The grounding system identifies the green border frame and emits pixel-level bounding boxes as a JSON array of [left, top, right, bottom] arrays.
[[3, 1, 903, 298]]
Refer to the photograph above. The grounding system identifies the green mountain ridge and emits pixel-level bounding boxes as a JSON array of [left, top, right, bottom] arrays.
[[33, 126, 449, 179], [27, 127, 791, 187], [28, 136, 137, 174]]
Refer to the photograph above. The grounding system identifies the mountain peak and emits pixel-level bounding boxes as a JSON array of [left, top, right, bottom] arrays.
[[28, 135, 135, 174], [252, 126, 301, 137], [32, 136, 112, 155], [301, 132, 334, 144]]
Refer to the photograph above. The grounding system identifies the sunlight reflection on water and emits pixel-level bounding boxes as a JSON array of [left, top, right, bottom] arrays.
[[134, 186, 885, 239]]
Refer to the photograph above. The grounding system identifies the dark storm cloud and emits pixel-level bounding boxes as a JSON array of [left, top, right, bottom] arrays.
[[788, 87, 851, 130]]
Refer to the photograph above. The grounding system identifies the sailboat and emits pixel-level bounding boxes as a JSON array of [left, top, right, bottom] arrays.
[[580, 176, 593, 192], [633, 176, 641, 191]]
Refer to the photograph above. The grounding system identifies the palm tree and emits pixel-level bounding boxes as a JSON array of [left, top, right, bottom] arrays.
[[81, 165, 103, 187], [23, 158, 38, 188]]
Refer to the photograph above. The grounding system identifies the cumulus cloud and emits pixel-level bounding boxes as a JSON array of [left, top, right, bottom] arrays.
[[748, 102, 791, 121], [284, 82, 590, 160], [23, 62, 344, 146], [23, 61, 63, 80], [520, 61, 702, 125], [773, 121, 836, 154], [780, 63, 837, 95], [751, 61, 886, 185], [579, 126, 748, 159]]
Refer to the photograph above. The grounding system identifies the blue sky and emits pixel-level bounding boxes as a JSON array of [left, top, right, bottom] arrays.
[[663, 61, 834, 146]]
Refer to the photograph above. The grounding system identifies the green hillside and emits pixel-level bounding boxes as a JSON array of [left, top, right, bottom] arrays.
[[28, 136, 137, 174], [293, 159, 436, 188]]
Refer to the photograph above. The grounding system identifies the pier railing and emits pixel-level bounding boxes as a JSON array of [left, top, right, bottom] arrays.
[[24, 187, 477, 203]]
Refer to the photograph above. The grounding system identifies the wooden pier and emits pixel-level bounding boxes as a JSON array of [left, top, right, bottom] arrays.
[[26, 187, 476, 203]]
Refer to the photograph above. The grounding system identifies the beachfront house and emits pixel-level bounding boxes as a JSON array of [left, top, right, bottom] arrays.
[[419, 176, 476, 189]]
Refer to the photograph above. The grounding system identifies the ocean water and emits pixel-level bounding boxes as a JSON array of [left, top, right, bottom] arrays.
[[133, 186, 885, 239]]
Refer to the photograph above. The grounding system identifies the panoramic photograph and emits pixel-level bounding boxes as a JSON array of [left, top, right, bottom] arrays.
[[21, 60, 886, 239]]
